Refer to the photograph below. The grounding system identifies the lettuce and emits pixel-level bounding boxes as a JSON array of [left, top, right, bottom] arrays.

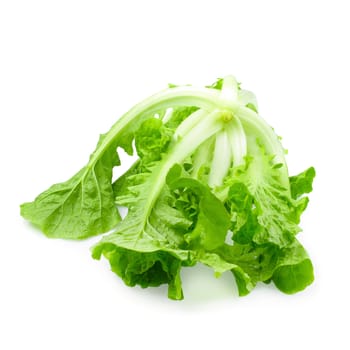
[[21, 76, 315, 299]]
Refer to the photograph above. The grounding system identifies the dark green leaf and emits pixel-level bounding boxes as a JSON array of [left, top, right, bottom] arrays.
[[272, 239, 314, 294]]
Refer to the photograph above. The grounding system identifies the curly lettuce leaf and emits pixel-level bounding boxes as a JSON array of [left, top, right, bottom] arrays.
[[167, 165, 231, 251], [92, 243, 184, 300], [135, 118, 173, 164], [214, 238, 313, 296], [224, 145, 315, 248]]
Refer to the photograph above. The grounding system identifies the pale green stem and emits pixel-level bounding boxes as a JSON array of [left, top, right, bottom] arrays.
[[173, 108, 209, 141], [226, 115, 247, 166], [221, 75, 239, 102], [161, 108, 174, 123], [236, 105, 289, 186], [88, 87, 232, 167], [208, 130, 232, 188], [191, 136, 215, 178], [87, 80, 289, 189]]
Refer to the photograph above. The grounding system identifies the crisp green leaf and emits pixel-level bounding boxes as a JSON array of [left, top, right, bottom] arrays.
[[272, 239, 314, 294], [92, 243, 184, 300], [135, 118, 172, 163], [216, 243, 279, 285], [290, 166, 316, 199], [225, 181, 258, 244], [20, 134, 122, 239], [224, 147, 311, 248], [168, 175, 231, 251]]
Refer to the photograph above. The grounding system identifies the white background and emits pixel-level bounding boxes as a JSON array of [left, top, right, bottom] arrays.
[[1, 0, 349, 349]]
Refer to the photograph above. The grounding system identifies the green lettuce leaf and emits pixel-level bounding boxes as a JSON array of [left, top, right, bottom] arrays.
[[214, 237, 313, 296], [289, 166, 316, 199], [167, 166, 231, 251], [20, 134, 123, 239], [224, 146, 313, 248], [272, 239, 314, 294], [214, 243, 278, 295], [135, 118, 173, 164], [92, 243, 184, 300]]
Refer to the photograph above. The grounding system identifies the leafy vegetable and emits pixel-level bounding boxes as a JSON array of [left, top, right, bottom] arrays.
[[21, 75, 315, 299]]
